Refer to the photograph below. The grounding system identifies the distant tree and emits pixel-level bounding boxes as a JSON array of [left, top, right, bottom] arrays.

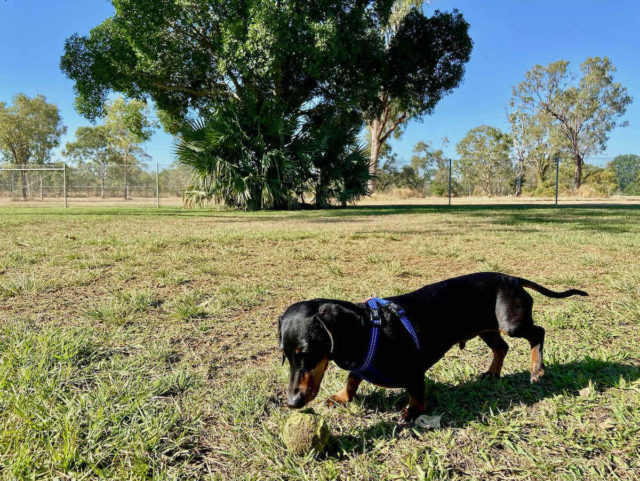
[[0, 94, 66, 198], [582, 164, 618, 197], [64, 125, 120, 198], [456, 125, 513, 196], [367, 2, 472, 188], [508, 109, 564, 194], [409, 141, 436, 185], [158, 163, 193, 197], [609, 154, 640, 195], [511, 57, 632, 190], [103, 97, 155, 199]]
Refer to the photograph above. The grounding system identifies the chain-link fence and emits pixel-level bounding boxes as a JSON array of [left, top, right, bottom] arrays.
[[0, 163, 192, 207]]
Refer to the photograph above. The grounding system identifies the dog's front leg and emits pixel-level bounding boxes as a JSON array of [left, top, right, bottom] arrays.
[[401, 377, 427, 422], [328, 373, 362, 406]]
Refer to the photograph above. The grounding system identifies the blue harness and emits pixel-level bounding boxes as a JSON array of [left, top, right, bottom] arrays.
[[352, 297, 421, 387]]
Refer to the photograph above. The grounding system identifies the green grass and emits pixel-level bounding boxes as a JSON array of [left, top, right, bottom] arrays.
[[0, 204, 639, 480]]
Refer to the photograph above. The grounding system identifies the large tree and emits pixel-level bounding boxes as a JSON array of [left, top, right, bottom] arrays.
[[511, 57, 632, 190], [61, 0, 386, 127], [508, 109, 563, 194], [61, 0, 472, 208], [455, 125, 513, 196], [0, 94, 66, 198], [63, 125, 120, 198], [104, 97, 155, 199], [61, 0, 395, 208], [366, 2, 472, 188]]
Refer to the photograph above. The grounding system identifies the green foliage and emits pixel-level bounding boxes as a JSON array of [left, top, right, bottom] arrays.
[[609, 154, 640, 195], [0, 94, 66, 166], [511, 57, 632, 189], [177, 100, 300, 210], [455, 125, 513, 196], [103, 97, 155, 166], [582, 164, 618, 197], [61, 0, 471, 209], [376, 141, 455, 196], [177, 98, 369, 210], [0, 94, 67, 199], [61, 0, 385, 125], [367, 3, 472, 182]]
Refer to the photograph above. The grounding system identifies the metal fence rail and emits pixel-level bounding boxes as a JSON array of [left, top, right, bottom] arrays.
[[0, 163, 192, 207]]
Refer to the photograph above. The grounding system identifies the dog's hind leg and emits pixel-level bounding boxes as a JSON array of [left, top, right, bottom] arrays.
[[524, 326, 545, 383], [496, 287, 545, 383], [478, 331, 509, 379], [328, 373, 362, 406], [506, 325, 545, 383]]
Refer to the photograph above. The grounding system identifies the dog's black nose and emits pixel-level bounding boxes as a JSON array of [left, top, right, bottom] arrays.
[[287, 392, 304, 408]]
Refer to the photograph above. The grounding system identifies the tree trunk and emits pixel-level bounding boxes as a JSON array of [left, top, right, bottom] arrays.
[[573, 153, 583, 190], [368, 119, 382, 192], [515, 159, 524, 196]]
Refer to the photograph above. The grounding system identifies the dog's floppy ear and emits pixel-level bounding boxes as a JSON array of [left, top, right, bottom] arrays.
[[317, 302, 361, 325], [315, 302, 363, 357]]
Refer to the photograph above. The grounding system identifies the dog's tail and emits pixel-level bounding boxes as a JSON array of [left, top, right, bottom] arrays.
[[517, 277, 588, 298]]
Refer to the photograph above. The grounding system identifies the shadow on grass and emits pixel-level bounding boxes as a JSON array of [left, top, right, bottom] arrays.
[[328, 358, 639, 457], [4, 204, 640, 236]]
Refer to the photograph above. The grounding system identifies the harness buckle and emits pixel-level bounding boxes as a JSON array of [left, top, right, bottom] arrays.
[[369, 308, 382, 326], [387, 302, 405, 318]]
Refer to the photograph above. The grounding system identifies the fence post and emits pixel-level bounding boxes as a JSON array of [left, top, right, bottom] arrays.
[[63, 163, 68, 209], [555, 155, 559, 207], [155, 162, 159, 208], [448, 158, 452, 206]]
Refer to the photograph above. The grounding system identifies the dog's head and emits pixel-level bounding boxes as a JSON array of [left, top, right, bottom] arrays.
[[278, 300, 361, 408]]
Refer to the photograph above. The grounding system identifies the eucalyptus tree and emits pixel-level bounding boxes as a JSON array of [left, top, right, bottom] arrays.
[[104, 97, 155, 199], [366, 1, 472, 187], [0, 94, 66, 198], [63, 125, 120, 198], [508, 109, 564, 193], [456, 125, 513, 196], [511, 57, 631, 189]]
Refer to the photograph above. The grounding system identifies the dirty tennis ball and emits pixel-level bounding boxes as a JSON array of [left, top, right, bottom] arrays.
[[282, 410, 330, 455]]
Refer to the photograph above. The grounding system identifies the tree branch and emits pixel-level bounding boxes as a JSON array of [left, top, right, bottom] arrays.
[[379, 112, 407, 144]]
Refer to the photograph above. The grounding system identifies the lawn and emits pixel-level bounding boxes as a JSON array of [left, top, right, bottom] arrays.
[[0, 204, 638, 480]]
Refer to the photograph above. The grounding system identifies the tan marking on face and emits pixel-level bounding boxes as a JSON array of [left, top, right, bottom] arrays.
[[297, 357, 329, 404]]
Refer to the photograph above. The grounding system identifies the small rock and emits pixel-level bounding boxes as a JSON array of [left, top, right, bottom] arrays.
[[414, 414, 441, 429], [578, 383, 596, 397], [598, 419, 615, 430]]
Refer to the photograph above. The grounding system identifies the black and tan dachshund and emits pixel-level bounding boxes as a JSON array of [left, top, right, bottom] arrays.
[[278, 272, 587, 421]]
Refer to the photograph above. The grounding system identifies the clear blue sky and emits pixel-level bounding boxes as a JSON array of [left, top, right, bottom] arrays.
[[1, 0, 639, 167]]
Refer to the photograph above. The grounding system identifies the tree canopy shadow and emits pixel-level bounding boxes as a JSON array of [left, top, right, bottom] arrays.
[[326, 358, 639, 457]]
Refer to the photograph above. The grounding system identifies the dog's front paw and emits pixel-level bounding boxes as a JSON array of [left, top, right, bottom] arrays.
[[400, 406, 424, 423], [326, 393, 348, 407], [479, 371, 500, 380]]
